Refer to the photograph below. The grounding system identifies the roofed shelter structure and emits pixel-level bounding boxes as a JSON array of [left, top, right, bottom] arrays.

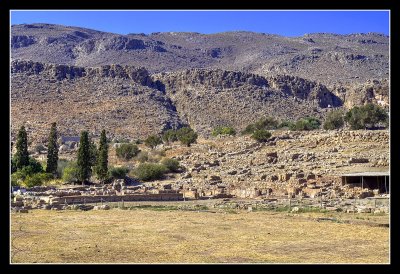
[[341, 171, 390, 194]]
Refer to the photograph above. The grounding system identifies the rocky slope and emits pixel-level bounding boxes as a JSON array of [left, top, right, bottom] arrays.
[[12, 23, 389, 86], [11, 24, 389, 145], [11, 58, 389, 144], [11, 59, 342, 143], [11, 60, 181, 144]]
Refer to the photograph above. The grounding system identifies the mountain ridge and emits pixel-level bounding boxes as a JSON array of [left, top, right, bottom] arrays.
[[11, 23, 389, 87]]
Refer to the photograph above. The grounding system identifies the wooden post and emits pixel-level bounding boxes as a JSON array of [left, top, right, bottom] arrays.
[[362, 176, 364, 191]]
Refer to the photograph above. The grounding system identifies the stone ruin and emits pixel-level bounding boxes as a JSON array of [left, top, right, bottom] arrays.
[[10, 171, 389, 214]]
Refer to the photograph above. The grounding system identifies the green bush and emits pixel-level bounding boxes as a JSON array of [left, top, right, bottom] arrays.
[[345, 104, 388, 129], [11, 157, 47, 185], [212, 126, 236, 136], [108, 166, 129, 179], [293, 117, 321, 131], [132, 163, 168, 181], [62, 161, 79, 183], [162, 129, 178, 144], [251, 129, 272, 143], [161, 158, 180, 172], [323, 109, 345, 130], [11, 170, 26, 186], [26, 157, 44, 173], [176, 127, 198, 147], [116, 143, 140, 160], [144, 135, 162, 149], [278, 120, 295, 129], [242, 117, 279, 134], [24, 173, 53, 188], [256, 117, 279, 130]]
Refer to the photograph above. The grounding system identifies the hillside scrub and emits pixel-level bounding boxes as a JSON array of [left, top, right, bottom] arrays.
[[176, 127, 198, 147], [108, 166, 129, 179], [323, 109, 345, 130], [242, 117, 279, 134], [291, 117, 321, 131], [212, 126, 236, 136], [116, 143, 140, 160], [251, 129, 272, 143], [345, 103, 388, 129], [161, 158, 180, 172], [131, 163, 168, 181]]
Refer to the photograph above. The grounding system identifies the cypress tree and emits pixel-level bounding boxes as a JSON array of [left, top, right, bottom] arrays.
[[46, 122, 58, 175], [15, 125, 29, 169], [89, 139, 98, 167], [95, 129, 108, 182], [77, 131, 91, 184]]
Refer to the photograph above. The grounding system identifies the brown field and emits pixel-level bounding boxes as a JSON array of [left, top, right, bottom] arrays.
[[11, 208, 389, 264]]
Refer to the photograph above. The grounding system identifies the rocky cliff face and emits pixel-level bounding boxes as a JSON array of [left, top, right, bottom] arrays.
[[11, 59, 158, 88], [330, 79, 389, 109], [11, 58, 389, 144]]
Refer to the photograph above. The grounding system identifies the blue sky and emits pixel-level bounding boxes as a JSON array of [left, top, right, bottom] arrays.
[[11, 10, 389, 36]]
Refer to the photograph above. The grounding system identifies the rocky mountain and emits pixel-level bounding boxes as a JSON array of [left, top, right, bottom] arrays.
[[10, 24, 389, 145], [12, 23, 389, 86]]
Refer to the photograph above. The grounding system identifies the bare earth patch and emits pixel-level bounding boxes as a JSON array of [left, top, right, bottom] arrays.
[[11, 209, 389, 264]]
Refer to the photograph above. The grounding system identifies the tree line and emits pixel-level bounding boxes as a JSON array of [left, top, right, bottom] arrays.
[[11, 124, 109, 187], [11, 125, 198, 187]]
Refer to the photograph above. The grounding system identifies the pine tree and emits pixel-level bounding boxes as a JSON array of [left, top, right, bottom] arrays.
[[15, 125, 29, 169], [95, 129, 108, 182], [46, 122, 58, 175], [77, 131, 91, 184]]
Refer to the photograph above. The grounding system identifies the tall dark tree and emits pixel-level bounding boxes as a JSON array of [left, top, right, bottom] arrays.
[[46, 122, 58, 175], [95, 129, 108, 182], [77, 131, 92, 184], [14, 125, 29, 169], [89, 139, 98, 167]]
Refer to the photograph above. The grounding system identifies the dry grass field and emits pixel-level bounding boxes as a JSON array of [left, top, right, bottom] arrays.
[[11, 208, 389, 264]]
